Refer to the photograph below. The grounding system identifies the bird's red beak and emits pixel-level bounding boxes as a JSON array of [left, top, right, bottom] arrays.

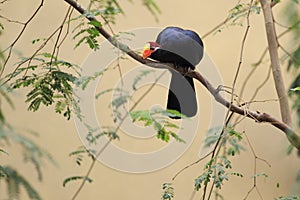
[[142, 42, 160, 59], [142, 49, 154, 59], [142, 43, 153, 59]]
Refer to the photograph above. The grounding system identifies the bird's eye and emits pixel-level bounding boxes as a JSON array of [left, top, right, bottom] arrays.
[[150, 46, 160, 51]]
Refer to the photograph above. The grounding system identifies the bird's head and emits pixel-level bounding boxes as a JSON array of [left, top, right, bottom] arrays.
[[142, 42, 161, 59]]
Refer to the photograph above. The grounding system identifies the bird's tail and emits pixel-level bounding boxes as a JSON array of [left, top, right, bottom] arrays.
[[167, 71, 197, 119]]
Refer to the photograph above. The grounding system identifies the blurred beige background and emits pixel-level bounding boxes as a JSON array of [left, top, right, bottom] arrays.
[[1, 0, 300, 199]]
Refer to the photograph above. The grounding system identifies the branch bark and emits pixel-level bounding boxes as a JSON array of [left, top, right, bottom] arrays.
[[259, 0, 292, 126], [64, 0, 300, 150]]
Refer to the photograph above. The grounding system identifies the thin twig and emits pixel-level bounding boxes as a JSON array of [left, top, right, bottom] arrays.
[[1, 27, 59, 86], [243, 186, 255, 200], [202, 2, 260, 39], [49, 6, 73, 68], [230, 0, 254, 110], [0, 0, 44, 78], [1, 5, 73, 86], [172, 151, 212, 181], [100, 13, 124, 86], [55, 7, 75, 59], [249, 65, 272, 101], [70, 140, 111, 200], [279, 44, 300, 66], [239, 98, 278, 107], [202, 17, 230, 39], [0, 15, 25, 25], [243, 133, 270, 200]]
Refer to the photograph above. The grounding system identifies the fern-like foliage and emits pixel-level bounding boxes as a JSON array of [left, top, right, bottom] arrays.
[[194, 126, 244, 193], [1, 166, 42, 200], [85, 125, 119, 145], [130, 109, 185, 143], [194, 156, 243, 191], [161, 183, 174, 200], [204, 125, 245, 156], [6, 53, 79, 120], [132, 69, 155, 91], [0, 125, 56, 177], [69, 146, 96, 166], [0, 116, 56, 199], [73, 21, 101, 50], [63, 175, 93, 187], [87, 0, 124, 24], [142, 0, 161, 21], [0, 165, 8, 178]]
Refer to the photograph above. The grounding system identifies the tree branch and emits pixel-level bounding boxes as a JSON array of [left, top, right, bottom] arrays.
[[0, 0, 45, 79], [64, 0, 300, 150], [259, 0, 292, 126]]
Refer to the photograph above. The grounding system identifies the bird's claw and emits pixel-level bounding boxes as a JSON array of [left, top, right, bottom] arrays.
[[183, 67, 192, 77]]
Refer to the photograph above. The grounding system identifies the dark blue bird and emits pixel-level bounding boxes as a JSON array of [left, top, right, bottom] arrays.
[[142, 27, 204, 118]]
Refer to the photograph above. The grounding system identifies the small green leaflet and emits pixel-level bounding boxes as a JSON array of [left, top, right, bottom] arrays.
[[290, 87, 300, 92], [0, 148, 8, 155], [88, 20, 102, 27], [63, 176, 93, 187]]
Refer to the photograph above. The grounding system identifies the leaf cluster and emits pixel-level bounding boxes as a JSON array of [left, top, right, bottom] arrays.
[[161, 183, 174, 200], [87, 0, 124, 24], [0, 166, 42, 200], [7, 53, 79, 120], [71, 0, 126, 50], [204, 126, 245, 156], [69, 146, 96, 166], [132, 69, 154, 90], [85, 125, 119, 145], [0, 125, 56, 179], [0, 122, 55, 199], [130, 109, 185, 143], [73, 20, 101, 50], [63, 175, 93, 187], [194, 156, 243, 191], [228, 2, 261, 26], [142, 0, 161, 21], [195, 126, 244, 192]]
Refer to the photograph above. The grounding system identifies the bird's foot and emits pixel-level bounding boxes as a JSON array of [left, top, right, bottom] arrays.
[[174, 63, 180, 69], [183, 67, 192, 77]]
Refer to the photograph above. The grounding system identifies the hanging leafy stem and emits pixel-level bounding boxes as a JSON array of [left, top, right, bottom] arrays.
[[73, 20, 102, 50], [6, 53, 80, 120], [0, 122, 56, 199], [161, 182, 174, 200], [130, 109, 185, 143]]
